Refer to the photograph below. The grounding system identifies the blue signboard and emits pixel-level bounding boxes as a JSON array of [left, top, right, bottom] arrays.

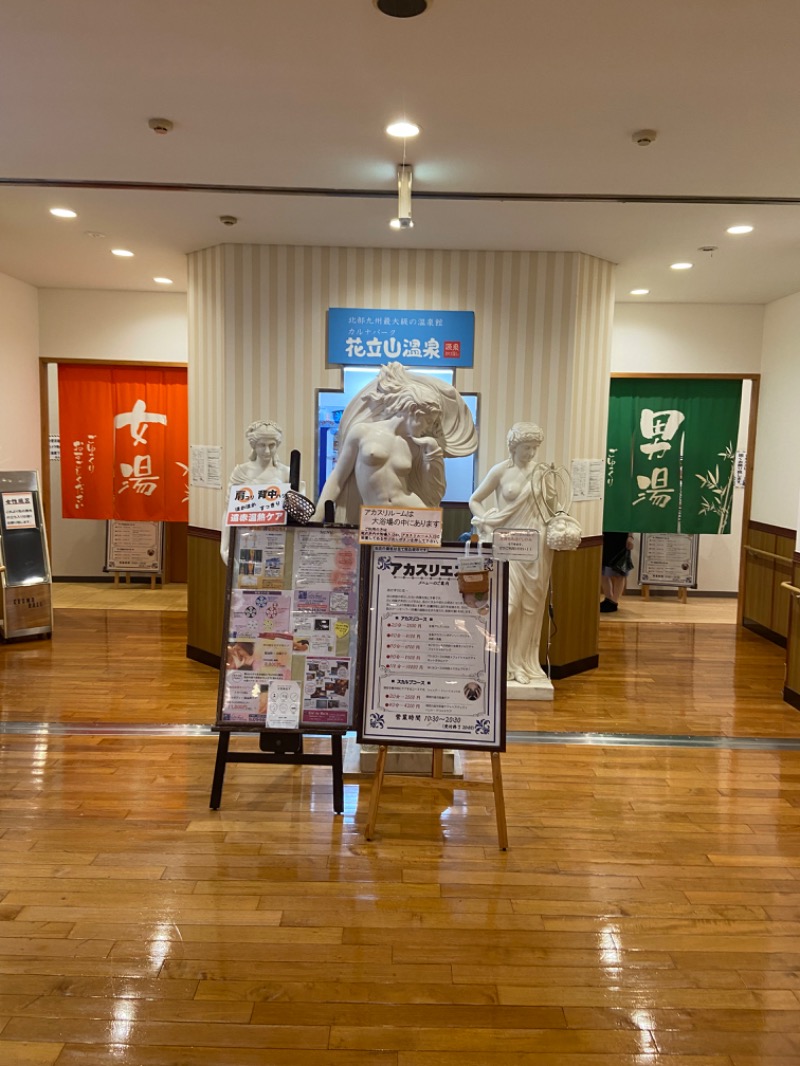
[[327, 308, 474, 368]]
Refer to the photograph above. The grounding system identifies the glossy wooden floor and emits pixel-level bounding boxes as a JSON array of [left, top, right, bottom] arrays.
[[1, 603, 800, 1065]]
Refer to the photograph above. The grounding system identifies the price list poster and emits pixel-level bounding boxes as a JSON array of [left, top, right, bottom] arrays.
[[360, 546, 507, 750]]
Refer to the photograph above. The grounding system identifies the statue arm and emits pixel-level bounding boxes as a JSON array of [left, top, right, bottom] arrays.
[[312, 427, 361, 521], [469, 463, 504, 519]]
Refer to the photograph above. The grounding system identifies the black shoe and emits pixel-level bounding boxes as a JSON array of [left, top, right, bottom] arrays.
[[600, 599, 618, 613]]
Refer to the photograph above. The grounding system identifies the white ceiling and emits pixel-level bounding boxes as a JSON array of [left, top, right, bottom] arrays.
[[2, 0, 800, 303]]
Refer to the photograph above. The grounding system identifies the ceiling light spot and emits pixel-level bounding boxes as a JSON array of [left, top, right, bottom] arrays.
[[386, 120, 420, 138], [376, 0, 428, 17], [50, 207, 77, 218], [629, 288, 650, 295], [111, 248, 134, 257], [670, 262, 693, 270], [727, 224, 754, 235], [148, 117, 174, 135], [631, 129, 657, 147], [153, 277, 173, 285]]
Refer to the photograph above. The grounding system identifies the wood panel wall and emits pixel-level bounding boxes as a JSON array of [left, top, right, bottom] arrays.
[[784, 553, 800, 710], [186, 528, 226, 668], [741, 520, 794, 645], [544, 539, 602, 677]]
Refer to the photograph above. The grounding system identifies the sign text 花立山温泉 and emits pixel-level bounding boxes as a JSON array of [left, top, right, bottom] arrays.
[[327, 308, 474, 368]]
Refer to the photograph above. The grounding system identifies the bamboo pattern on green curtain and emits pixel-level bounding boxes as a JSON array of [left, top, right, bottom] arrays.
[[604, 378, 742, 534]]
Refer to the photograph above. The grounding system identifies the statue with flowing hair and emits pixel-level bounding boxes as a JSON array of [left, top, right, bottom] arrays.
[[470, 422, 579, 694], [313, 363, 478, 522]]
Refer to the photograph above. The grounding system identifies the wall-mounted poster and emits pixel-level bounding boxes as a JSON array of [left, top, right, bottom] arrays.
[[217, 526, 360, 730], [359, 546, 507, 750]]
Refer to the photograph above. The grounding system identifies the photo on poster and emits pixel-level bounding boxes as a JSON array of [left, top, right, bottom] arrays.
[[229, 589, 293, 640], [292, 528, 359, 592]]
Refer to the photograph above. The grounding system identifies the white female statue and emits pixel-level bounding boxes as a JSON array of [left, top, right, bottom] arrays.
[[221, 420, 290, 563], [313, 363, 477, 522], [469, 422, 577, 693]]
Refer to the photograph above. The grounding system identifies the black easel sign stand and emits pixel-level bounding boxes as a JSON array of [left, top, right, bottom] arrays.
[[209, 520, 361, 815], [357, 544, 509, 847]]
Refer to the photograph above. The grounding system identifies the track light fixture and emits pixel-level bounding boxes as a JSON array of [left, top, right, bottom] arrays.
[[390, 163, 414, 229]]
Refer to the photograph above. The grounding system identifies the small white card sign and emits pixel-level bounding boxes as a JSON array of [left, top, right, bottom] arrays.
[[226, 483, 287, 527], [735, 450, 747, 488], [266, 681, 302, 729], [491, 528, 541, 562], [1, 491, 36, 529], [359, 506, 443, 547]]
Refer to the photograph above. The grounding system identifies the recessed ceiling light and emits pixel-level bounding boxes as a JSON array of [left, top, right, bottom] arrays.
[[153, 277, 173, 285], [111, 248, 134, 257], [389, 217, 414, 230], [670, 262, 693, 270], [386, 120, 420, 138], [727, 224, 754, 235], [629, 288, 650, 295], [50, 207, 77, 218], [377, 0, 428, 17]]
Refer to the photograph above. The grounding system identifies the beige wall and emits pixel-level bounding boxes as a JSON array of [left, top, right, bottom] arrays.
[[0, 271, 40, 472], [39, 289, 187, 362], [188, 245, 615, 536], [612, 303, 764, 375], [752, 290, 800, 531]]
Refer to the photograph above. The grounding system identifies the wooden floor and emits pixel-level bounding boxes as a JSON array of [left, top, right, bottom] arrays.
[[1, 604, 800, 1065]]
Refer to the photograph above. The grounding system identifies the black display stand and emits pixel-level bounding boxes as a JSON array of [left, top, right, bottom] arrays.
[[208, 522, 361, 815], [209, 728, 344, 813]]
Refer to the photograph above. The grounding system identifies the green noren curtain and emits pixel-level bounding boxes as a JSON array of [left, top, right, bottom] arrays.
[[604, 378, 742, 534]]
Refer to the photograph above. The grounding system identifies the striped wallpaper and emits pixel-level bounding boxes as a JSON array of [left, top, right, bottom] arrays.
[[188, 244, 615, 535]]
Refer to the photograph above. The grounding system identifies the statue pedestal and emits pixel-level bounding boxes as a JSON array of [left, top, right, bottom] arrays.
[[507, 678, 554, 702]]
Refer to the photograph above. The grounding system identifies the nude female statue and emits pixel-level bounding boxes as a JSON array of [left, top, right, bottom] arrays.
[[469, 422, 557, 688], [313, 364, 477, 522]]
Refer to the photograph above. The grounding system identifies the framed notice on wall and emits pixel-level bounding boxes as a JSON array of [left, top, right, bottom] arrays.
[[106, 520, 163, 573], [639, 532, 699, 588], [216, 525, 361, 730], [359, 545, 507, 750]]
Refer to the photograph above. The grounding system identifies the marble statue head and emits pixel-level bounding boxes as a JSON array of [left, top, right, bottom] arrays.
[[245, 420, 282, 460], [507, 422, 544, 457]]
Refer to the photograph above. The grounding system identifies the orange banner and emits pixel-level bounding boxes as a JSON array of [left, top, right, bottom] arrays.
[[58, 365, 188, 521]]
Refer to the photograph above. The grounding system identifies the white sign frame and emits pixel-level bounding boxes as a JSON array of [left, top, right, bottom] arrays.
[[106, 520, 163, 573], [639, 532, 699, 588]]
